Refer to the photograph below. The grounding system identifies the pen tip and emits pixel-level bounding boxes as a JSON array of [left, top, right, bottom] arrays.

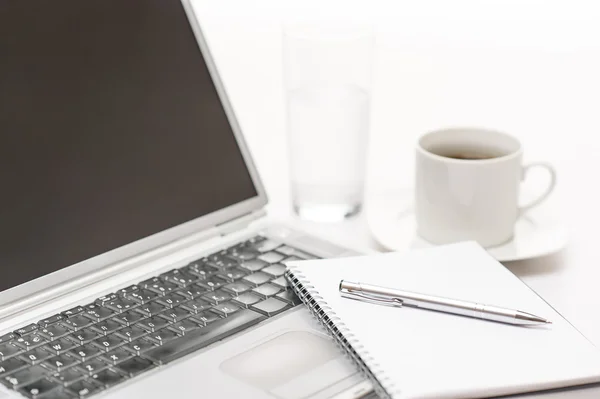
[[546, 320, 553, 324]]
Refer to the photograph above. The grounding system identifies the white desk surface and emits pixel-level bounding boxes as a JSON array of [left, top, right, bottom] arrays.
[[191, 1, 600, 346]]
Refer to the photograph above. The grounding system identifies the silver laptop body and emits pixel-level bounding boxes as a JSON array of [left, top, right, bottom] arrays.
[[0, 1, 597, 399], [0, 1, 372, 398]]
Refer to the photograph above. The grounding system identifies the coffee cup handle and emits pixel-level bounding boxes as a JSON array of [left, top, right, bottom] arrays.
[[519, 162, 557, 215]]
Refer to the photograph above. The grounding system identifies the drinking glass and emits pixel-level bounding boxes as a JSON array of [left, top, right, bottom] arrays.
[[283, 23, 374, 222]]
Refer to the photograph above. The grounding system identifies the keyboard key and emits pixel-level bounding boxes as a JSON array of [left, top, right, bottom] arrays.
[[13, 334, 48, 351], [67, 379, 103, 398], [38, 325, 71, 341], [215, 268, 247, 283], [44, 338, 78, 356], [124, 289, 159, 304], [239, 259, 268, 272], [275, 245, 296, 256], [159, 307, 193, 323], [91, 336, 128, 353], [31, 388, 75, 399], [62, 306, 85, 318], [61, 316, 93, 331], [116, 285, 140, 297], [89, 319, 122, 336], [90, 368, 126, 388], [223, 281, 251, 295], [0, 357, 28, 376], [144, 309, 266, 364], [206, 253, 239, 269], [276, 290, 300, 305], [155, 292, 188, 309], [114, 326, 148, 342], [94, 294, 118, 307], [137, 316, 171, 333], [15, 324, 39, 336], [51, 367, 86, 386], [251, 298, 291, 317], [212, 302, 241, 317], [185, 262, 219, 280], [258, 252, 285, 264], [246, 235, 267, 245], [205, 250, 229, 260], [0, 333, 16, 345], [18, 378, 60, 398], [82, 305, 115, 322], [114, 357, 154, 377], [178, 284, 208, 300], [103, 298, 139, 314], [201, 289, 233, 305], [134, 302, 168, 317], [0, 343, 22, 360], [38, 315, 65, 328], [252, 284, 281, 299], [1, 365, 48, 388], [242, 272, 271, 287], [19, 347, 53, 364], [68, 344, 103, 362], [140, 278, 178, 296], [180, 298, 207, 313], [282, 255, 303, 264], [99, 348, 133, 365], [160, 269, 197, 287], [145, 329, 180, 345], [232, 293, 262, 308], [227, 243, 250, 254], [43, 354, 79, 372], [112, 310, 146, 327], [179, 298, 211, 314], [277, 246, 315, 259], [76, 358, 109, 375], [67, 329, 101, 346], [122, 339, 157, 356], [254, 239, 281, 253], [271, 276, 289, 289], [262, 264, 287, 277], [203, 252, 222, 263], [191, 311, 221, 326], [228, 248, 259, 261], [196, 277, 225, 291], [168, 319, 203, 336]]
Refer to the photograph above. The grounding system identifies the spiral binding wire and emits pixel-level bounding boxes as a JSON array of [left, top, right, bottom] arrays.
[[285, 267, 400, 399]]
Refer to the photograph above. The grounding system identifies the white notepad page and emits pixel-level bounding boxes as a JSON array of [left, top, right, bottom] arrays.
[[288, 242, 600, 399]]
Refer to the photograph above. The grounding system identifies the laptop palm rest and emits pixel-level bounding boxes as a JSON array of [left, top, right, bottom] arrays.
[[220, 331, 360, 399]]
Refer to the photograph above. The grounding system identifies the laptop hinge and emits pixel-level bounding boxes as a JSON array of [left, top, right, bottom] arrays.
[[0, 209, 268, 324], [215, 209, 266, 236]]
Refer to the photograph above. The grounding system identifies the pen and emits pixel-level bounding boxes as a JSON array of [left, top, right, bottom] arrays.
[[339, 280, 551, 326]]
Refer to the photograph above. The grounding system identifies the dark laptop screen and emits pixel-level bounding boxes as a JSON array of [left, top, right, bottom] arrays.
[[0, 1, 258, 292]]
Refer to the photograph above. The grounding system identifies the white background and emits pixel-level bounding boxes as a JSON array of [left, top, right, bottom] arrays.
[[190, 0, 600, 344]]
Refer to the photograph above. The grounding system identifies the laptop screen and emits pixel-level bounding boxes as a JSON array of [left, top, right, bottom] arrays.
[[0, 1, 258, 292]]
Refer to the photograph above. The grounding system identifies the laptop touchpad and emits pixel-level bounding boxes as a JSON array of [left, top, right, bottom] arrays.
[[220, 331, 359, 399]]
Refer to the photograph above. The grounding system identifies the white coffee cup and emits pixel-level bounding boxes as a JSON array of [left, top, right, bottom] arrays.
[[415, 127, 556, 248]]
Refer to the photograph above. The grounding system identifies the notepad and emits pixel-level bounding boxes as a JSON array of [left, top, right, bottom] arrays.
[[286, 242, 600, 399]]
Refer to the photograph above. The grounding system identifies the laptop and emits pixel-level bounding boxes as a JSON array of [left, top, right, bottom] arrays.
[[1, 1, 599, 399], [0, 1, 374, 398]]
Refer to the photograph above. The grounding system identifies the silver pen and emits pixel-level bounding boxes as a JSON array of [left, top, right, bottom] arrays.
[[339, 280, 551, 326]]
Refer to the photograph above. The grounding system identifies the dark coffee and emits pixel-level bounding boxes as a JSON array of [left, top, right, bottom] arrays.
[[439, 152, 499, 160], [429, 146, 505, 160]]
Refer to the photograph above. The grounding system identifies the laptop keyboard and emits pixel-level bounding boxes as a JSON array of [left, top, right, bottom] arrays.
[[0, 236, 315, 398]]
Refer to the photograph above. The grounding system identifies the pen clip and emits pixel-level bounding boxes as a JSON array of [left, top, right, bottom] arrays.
[[340, 288, 404, 307]]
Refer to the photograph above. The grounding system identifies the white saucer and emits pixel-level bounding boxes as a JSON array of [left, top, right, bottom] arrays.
[[366, 190, 568, 262]]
